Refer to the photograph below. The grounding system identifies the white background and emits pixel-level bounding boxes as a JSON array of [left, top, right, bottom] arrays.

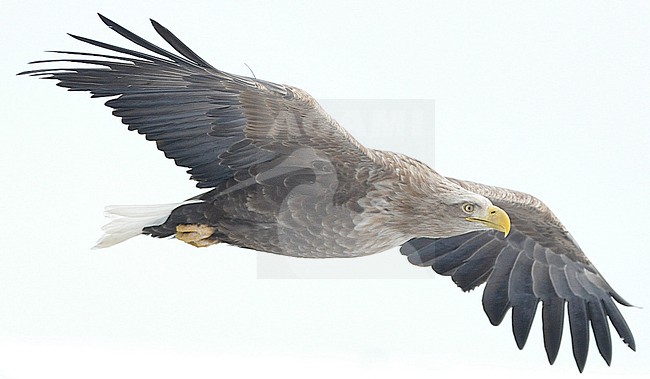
[[1, 1, 649, 378]]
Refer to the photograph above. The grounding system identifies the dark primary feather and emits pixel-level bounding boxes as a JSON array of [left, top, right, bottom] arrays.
[[401, 178, 635, 372]]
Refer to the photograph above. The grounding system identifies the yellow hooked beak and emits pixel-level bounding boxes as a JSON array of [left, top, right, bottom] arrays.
[[466, 205, 511, 237]]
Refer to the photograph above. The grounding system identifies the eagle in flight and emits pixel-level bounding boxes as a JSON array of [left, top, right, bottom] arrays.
[[20, 14, 635, 372]]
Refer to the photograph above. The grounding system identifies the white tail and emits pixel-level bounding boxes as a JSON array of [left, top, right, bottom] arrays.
[[94, 200, 203, 248]]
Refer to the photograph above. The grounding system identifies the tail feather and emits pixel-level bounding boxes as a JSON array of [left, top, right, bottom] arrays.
[[94, 201, 202, 248]]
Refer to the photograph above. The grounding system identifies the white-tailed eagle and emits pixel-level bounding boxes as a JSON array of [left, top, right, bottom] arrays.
[[19, 14, 635, 372]]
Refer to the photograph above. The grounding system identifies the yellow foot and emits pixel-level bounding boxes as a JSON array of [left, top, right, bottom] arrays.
[[175, 224, 218, 248]]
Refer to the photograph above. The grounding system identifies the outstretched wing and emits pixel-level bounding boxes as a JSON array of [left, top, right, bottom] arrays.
[[401, 178, 635, 372], [19, 14, 372, 189]]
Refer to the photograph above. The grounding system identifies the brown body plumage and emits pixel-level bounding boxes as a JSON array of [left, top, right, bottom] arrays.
[[145, 150, 489, 258]]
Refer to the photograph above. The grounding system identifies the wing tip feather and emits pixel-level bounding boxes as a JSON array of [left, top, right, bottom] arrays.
[[97, 13, 115, 29]]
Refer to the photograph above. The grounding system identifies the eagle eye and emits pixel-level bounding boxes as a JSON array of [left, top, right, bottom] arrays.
[[462, 203, 475, 214]]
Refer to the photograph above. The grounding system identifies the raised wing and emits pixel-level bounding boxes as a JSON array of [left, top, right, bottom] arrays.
[[401, 178, 635, 372], [19, 14, 372, 189]]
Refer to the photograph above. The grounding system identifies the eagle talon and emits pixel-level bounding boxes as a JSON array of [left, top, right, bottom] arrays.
[[175, 224, 218, 248]]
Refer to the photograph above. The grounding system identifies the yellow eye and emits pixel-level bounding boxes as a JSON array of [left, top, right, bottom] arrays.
[[462, 203, 475, 214]]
